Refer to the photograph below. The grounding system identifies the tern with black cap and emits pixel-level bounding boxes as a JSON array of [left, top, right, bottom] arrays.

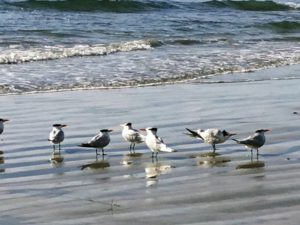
[[79, 129, 113, 159], [48, 124, 67, 151], [121, 122, 145, 154], [141, 127, 175, 159], [232, 129, 270, 160]]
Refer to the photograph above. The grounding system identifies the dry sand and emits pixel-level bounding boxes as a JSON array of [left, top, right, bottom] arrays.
[[1, 67, 300, 224]]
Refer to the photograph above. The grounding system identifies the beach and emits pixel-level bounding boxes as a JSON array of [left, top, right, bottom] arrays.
[[1, 65, 300, 225], [1, 0, 300, 224]]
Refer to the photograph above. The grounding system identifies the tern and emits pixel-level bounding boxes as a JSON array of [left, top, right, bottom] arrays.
[[186, 128, 236, 153], [232, 129, 270, 160], [79, 129, 113, 159], [121, 122, 145, 153], [0, 118, 9, 139], [141, 127, 175, 158], [48, 124, 66, 151]]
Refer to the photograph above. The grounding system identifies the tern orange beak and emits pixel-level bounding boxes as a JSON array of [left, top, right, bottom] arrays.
[[140, 128, 146, 131]]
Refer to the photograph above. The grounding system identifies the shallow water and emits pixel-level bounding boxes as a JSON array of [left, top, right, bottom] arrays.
[[1, 75, 300, 224]]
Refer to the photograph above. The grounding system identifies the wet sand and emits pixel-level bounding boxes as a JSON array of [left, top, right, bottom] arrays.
[[1, 69, 300, 224]]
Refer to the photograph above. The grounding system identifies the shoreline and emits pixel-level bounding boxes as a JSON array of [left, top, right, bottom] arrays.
[[1, 63, 300, 97]]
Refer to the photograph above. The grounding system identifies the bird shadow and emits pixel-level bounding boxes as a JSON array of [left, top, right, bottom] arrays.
[[189, 151, 231, 168], [0, 150, 5, 173], [80, 159, 110, 170], [236, 158, 265, 170], [190, 151, 221, 158], [233, 146, 267, 169]]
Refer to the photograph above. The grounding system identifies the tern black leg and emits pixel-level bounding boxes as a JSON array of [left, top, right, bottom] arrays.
[[256, 149, 259, 161], [129, 143, 132, 153], [52, 145, 56, 152], [250, 149, 253, 161], [212, 144, 216, 154], [95, 149, 99, 160], [132, 143, 136, 153]]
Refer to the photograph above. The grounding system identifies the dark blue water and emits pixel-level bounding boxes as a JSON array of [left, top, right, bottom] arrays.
[[0, 0, 299, 93]]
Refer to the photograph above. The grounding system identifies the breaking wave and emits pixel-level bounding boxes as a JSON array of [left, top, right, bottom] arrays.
[[4, 0, 299, 13], [205, 0, 300, 11], [0, 39, 159, 64]]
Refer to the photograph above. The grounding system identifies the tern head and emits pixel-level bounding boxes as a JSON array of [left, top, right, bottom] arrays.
[[120, 122, 132, 128], [53, 124, 67, 128], [143, 127, 158, 134], [100, 129, 113, 133], [222, 130, 236, 137], [0, 118, 9, 123], [255, 129, 270, 133]]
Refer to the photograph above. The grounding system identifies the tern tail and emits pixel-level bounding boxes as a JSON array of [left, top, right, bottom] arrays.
[[231, 139, 241, 144], [160, 144, 176, 153], [78, 143, 92, 148]]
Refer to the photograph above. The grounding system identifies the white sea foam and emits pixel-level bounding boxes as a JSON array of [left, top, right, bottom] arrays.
[[0, 39, 153, 64], [280, 1, 300, 9], [0, 39, 299, 94]]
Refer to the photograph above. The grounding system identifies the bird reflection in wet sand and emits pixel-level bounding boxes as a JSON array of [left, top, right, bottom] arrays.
[[197, 155, 231, 168], [49, 151, 64, 167], [145, 162, 173, 187], [81, 160, 110, 170], [121, 153, 143, 166]]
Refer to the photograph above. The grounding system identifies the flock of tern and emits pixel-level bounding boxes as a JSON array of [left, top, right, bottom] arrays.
[[0, 118, 269, 160]]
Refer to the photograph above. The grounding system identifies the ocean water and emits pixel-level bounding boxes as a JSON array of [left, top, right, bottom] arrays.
[[0, 0, 299, 94]]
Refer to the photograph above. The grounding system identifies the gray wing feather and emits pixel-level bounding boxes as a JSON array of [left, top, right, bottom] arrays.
[[240, 135, 265, 148], [50, 130, 64, 143]]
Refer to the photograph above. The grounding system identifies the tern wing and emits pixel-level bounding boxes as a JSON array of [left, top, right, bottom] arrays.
[[241, 135, 265, 147], [233, 133, 265, 148], [88, 133, 102, 145], [131, 129, 145, 143], [89, 133, 110, 148], [155, 135, 164, 144], [154, 135, 176, 153], [49, 129, 64, 143], [185, 128, 204, 140]]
